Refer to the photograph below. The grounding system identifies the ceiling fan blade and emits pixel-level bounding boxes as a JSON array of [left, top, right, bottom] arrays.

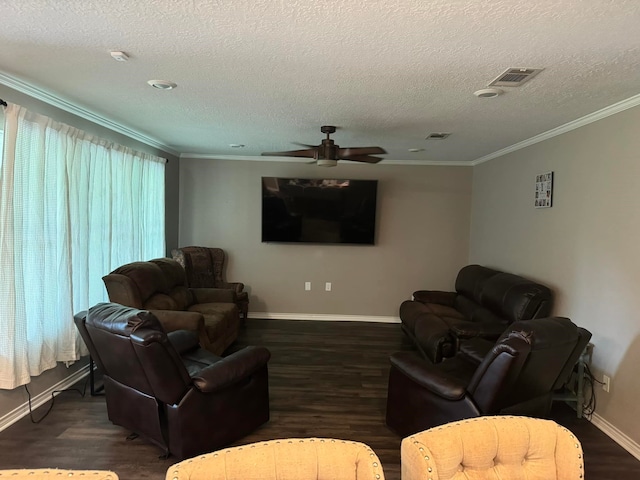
[[340, 154, 384, 164], [261, 148, 317, 158], [338, 146, 387, 157], [292, 142, 319, 148]]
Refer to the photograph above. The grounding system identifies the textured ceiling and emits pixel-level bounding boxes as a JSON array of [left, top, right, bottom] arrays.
[[1, 0, 640, 163]]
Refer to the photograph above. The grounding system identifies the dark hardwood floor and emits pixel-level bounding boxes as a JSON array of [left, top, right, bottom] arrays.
[[0, 318, 638, 479]]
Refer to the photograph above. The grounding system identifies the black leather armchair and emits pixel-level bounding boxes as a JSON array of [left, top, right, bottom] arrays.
[[385, 316, 591, 437], [75, 302, 270, 460]]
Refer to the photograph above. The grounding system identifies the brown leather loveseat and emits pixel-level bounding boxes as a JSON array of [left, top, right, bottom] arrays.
[[102, 257, 239, 355], [400, 265, 553, 362]]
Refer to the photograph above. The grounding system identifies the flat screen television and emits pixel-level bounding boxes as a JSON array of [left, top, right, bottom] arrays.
[[261, 177, 378, 245]]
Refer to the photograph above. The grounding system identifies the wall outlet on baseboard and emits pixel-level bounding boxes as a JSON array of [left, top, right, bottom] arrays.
[[603, 374, 611, 392], [305, 281, 311, 291], [325, 282, 332, 291]]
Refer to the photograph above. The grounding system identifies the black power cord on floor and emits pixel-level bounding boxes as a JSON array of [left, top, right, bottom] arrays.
[[23, 376, 88, 424], [581, 363, 604, 420]]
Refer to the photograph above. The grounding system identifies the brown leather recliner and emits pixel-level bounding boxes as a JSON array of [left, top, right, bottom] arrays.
[[171, 247, 249, 323], [385, 316, 591, 437], [76, 303, 270, 460]]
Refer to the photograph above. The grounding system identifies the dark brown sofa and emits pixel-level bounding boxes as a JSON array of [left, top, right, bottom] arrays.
[[102, 257, 240, 355], [400, 265, 553, 362]]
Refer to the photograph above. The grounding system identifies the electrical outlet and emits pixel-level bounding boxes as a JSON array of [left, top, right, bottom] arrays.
[[305, 281, 311, 291], [325, 282, 332, 291], [603, 374, 611, 392]]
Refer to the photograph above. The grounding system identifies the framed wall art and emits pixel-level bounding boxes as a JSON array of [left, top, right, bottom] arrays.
[[535, 171, 553, 208]]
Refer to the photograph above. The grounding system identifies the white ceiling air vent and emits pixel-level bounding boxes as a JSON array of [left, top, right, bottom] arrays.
[[426, 132, 451, 140], [489, 68, 544, 87]]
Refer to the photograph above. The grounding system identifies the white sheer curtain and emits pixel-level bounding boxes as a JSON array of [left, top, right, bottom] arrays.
[[0, 103, 166, 389]]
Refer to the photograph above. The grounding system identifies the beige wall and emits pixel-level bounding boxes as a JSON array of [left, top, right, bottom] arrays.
[[0, 83, 180, 418], [179, 159, 473, 317], [470, 104, 640, 444]]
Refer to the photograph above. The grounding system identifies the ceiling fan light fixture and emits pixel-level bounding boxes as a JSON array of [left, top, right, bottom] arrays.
[[317, 159, 338, 167]]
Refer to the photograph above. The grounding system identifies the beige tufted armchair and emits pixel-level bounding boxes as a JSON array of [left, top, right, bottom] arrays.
[[166, 438, 385, 480], [401, 416, 583, 480], [0, 470, 118, 479]]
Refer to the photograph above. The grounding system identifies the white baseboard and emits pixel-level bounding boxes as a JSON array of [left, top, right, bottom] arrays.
[[247, 312, 401, 323], [591, 413, 640, 461], [0, 365, 90, 433]]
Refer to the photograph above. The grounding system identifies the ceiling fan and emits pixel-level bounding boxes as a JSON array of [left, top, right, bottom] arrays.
[[261, 126, 387, 167]]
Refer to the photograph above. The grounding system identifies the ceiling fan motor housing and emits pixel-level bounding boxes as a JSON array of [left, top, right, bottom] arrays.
[[317, 159, 338, 167]]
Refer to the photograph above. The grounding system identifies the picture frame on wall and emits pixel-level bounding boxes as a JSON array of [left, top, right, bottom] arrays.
[[535, 171, 553, 208]]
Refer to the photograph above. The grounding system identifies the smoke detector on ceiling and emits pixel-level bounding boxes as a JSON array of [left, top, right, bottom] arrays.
[[489, 68, 544, 87]]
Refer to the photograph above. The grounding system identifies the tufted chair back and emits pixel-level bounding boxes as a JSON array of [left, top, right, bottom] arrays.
[[166, 438, 385, 480], [401, 416, 583, 480], [171, 247, 236, 290]]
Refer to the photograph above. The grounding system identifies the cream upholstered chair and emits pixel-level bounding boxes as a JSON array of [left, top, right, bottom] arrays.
[[401, 416, 583, 480], [0, 470, 117, 479], [166, 438, 385, 480]]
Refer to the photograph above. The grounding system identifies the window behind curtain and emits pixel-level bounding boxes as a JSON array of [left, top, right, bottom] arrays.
[[0, 103, 166, 389]]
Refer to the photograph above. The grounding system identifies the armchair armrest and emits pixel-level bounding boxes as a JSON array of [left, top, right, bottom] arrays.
[[221, 281, 244, 294], [192, 346, 271, 393], [190, 287, 236, 304], [412, 290, 456, 306], [390, 352, 466, 401]]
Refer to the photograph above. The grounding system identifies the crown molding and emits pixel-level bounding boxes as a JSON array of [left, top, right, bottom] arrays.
[[180, 153, 471, 167], [471, 92, 640, 166], [0, 72, 179, 156]]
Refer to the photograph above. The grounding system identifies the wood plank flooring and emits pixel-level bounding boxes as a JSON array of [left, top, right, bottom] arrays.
[[0, 318, 638, 479]]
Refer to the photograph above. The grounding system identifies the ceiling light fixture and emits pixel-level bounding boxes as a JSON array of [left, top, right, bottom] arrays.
[[473, 88, 503, 98], [229, 144, 245, 148], [147, 80, 177, 90], [408, 148, 425, 152], [426, 133, 451, 140], [110, 51, 129, 62]]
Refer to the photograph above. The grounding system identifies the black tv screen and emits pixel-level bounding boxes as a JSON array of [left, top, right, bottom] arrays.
[[262, 177, 378, 245]]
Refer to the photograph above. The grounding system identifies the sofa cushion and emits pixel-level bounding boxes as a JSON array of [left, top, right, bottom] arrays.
[[145, 293, 180, 310], [480, 273, 552, 322], [454, 265, 499, 303], [150, 258, 195, 309], [112, 262, 166, 303]]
